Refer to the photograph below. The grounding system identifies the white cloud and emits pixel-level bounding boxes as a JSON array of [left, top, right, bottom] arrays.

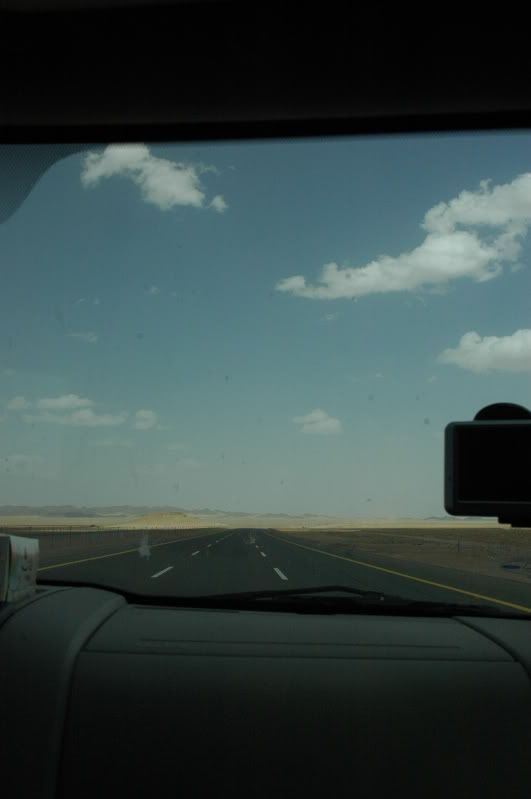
[[67, 332, 98, 344], [427, 375, 438, 383], [210, 194, 228, 213], [93, 298, 101, 306], [320, 312, 340, 322], [37, 394, 93, 411], [276, 172, 531, 300], [64, 409, 127, 427], [439, 329, 531, 373], [7, 396, 30, 410], [81, 144, 224, 213], [24, 409, 127, 427], [374, 372, 384, 379], [293, 408, 342, 434], [16, 394, 128, 427], [133, 409, 158, 430], [146, 285, 160, 296]]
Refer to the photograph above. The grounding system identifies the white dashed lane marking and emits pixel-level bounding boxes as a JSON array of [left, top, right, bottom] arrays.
[[273, 567, 288, 581], [191, 551, 200, 557], [151, 566, 173, 579]]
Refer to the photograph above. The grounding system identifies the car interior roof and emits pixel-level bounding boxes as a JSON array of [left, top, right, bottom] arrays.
[[3, 5, 531, 799], [1, 4, 531, 137]]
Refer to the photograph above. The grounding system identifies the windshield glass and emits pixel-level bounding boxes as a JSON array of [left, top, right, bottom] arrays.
[[1, 135, 531, 615]]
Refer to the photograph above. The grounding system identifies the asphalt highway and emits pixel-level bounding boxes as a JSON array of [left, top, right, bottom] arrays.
[[37, 528, 531, 614]]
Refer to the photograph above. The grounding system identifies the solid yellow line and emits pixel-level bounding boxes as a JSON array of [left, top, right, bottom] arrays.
[[37, 531, 217, 572], [266, 533, 531, 614]]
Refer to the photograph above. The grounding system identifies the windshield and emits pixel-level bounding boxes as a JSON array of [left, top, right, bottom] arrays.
[[1, 134, 531, 615]]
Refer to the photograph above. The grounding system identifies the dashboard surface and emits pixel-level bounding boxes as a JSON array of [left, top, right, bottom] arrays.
[[2, 586, 531, 798]]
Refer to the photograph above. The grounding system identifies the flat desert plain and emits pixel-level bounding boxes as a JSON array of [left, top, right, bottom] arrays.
[[2, 511, 530, 583]]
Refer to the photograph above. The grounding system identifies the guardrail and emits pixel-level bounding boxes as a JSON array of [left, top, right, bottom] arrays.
[[0, 525, 103, 533], [0, 528, 218, 561], [0, 527, 214, 537]]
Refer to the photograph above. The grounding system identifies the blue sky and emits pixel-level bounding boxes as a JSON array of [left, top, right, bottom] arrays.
[[0, 133, 530, 516]]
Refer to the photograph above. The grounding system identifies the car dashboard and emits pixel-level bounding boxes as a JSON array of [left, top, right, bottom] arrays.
[[2, 585, 531, 798]]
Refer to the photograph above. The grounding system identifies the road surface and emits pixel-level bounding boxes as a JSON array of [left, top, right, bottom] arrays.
[[36, 528, 531, 614]]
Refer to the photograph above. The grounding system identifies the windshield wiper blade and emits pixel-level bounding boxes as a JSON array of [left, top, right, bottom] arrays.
[[196, 586, 524, 617], [37, 578, 527, 617], [202, 584, 386, 603], [37, 579, 386, 604]]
